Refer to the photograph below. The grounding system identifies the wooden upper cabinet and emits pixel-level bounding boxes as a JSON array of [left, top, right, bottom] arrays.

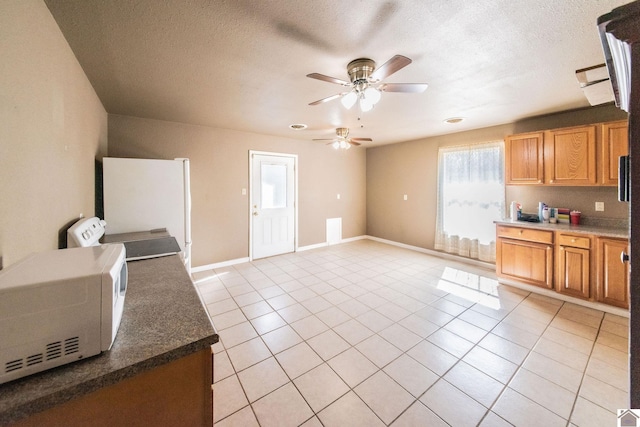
[[505, 121, 629, 186], [505, 132, 544, 185], [545, 125, 597, 185], [601, 120, 629, 185]]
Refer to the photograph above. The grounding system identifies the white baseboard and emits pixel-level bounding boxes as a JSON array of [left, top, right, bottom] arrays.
[[297, 242, 328, 252], [364, 235, 495, 270], [191, 257, 250, 273]]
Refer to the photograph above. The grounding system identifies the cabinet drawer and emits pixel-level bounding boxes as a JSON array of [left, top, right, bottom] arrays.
[[496, 226, 553, 244], [557, 234, 591, 249]]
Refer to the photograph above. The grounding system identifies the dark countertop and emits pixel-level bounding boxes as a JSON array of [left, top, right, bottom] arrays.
[[0, 255, 218, 425], [495, 219, 629, 239]]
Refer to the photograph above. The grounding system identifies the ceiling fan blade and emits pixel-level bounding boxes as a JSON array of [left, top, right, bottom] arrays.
[[370, 55, 412, 81], [379, 83, 428, 93], [308, 92, 347, 106], [307, 73, 351, 86], [313, 138, 336, 141], [349, 141, 362, 146], [350, 138, 373, 142]]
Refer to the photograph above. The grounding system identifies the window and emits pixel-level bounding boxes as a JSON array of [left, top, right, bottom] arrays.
[[435, 141, 505, 262]]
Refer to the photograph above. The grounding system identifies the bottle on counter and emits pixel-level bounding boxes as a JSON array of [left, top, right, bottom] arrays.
[[510, 201, 520, 220]]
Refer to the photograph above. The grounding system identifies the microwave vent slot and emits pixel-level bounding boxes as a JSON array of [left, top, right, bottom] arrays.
[[5, 359, 23, 373], [26, 353, 43, 366], [47, 342, 62, 360], [2, 335, 81, 376], [65, 337, 80, 354]]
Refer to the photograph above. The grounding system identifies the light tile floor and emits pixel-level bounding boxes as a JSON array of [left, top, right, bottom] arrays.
[[192, 240, 630, 427]]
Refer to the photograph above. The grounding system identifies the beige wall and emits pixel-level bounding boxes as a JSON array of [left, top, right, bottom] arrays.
[[366, 104, 629, 252], [107, 115, 366, 267], [0, 0, 107, 267]]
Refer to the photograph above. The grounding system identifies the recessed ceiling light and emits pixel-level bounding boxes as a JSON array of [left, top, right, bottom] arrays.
[[444, 117, 464, 124], [289, 123, 308, 130]]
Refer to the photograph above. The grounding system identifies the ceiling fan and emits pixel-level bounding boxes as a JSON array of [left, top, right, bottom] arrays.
[[313, 127, 372, 150], [307, 55, 428, 111]]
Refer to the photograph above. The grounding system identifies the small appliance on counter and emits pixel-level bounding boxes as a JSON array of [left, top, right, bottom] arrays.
[[0, 243, 127, 384]]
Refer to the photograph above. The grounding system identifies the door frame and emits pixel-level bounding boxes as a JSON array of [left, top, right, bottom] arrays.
[[248, 150, 298, 261]]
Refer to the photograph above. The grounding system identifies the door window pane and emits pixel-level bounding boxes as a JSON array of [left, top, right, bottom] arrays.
[[261, 163, 287, 209]]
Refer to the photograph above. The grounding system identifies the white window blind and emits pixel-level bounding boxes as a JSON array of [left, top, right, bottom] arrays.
[[434, 141, 505, 262]]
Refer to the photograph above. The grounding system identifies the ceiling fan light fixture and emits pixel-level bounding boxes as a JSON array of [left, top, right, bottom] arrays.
[[363, 87, 381, 105], [332, 141, 341, 149], [341, 91, 358, 109], [359, 97, 374, 112]]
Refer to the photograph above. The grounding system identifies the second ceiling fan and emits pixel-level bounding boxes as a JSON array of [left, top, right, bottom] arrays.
[[314, 127, 372, 150], [307, 55, 428, 111]]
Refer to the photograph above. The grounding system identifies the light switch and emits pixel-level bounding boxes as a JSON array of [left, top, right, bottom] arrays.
[[337, 194, 341, 200], [242, 188, 247, 196], [403, 194, 408, 201], [595, 201, 604, 211]]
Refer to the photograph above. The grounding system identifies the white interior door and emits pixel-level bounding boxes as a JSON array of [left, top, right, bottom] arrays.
[[250, 152, 296, 260]]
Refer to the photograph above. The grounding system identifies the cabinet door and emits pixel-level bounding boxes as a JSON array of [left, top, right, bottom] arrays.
[[497, 237, 553, 289], [556, 246, 590, 299], [601, 121, 629, 185], [505, 132, 544, 185], [546, 125, 596, 185], [597, 238, 630, 308]]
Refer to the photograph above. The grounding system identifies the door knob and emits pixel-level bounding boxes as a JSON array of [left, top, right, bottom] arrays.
[[621, 251, 630, 263], [253, 212, 258, 216]]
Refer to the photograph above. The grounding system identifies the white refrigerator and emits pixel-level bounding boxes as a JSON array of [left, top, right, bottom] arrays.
[[102, 157, 192, 273]]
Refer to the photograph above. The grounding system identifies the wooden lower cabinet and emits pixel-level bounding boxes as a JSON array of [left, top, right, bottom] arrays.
[[596, 237, 630, 309], [496, 225, 629, 309], [13, 347, 214, 427], [497, 237, 553, 289], [556, 246, 591, 299], [556, 233, 592, 299]]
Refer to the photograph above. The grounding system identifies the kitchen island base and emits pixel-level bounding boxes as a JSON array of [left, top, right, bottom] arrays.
[[10, 346, 213, 427]]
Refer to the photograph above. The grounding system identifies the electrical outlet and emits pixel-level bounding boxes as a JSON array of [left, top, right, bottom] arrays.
[[595, 202, 605, 211]]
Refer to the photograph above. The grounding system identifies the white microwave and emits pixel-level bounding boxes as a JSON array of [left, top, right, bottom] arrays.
[[0, 244, 127, 384]]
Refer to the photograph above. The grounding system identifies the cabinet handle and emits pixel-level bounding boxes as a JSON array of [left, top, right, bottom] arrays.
[[621, 251, 630, 263], [519, 230, 523, 235]]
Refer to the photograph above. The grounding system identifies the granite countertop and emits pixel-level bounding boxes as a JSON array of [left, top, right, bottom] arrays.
[[0, 254, 218, 425], [495, 218, 629, 239]]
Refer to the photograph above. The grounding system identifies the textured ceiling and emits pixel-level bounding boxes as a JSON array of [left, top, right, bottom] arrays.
[[44, 0, 628, 147]]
